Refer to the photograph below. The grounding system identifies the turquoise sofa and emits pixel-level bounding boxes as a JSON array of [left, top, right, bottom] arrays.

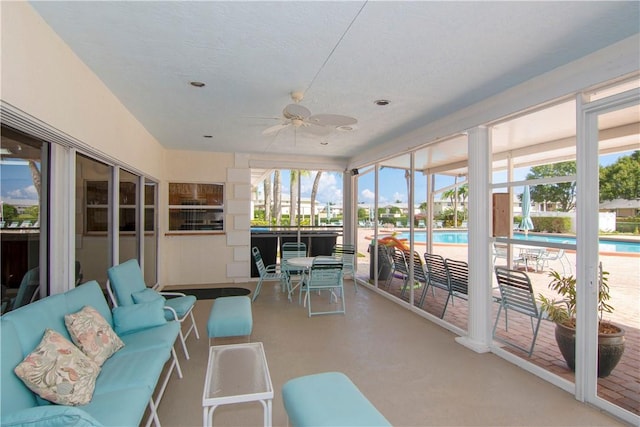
[[1, 281, 181, 426]]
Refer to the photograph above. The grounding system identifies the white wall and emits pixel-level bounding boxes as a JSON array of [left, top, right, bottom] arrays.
[[1, 2, 247, 287], [0, 2, 165, 178]]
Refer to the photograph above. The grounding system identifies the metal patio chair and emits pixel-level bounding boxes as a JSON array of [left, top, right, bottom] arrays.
[[492, 266, 544, 356], [444, 258, 469, 303], [386, 247, 409, 289], [400, 250, 428, 301], [303, 256, 344, 317], [252, 246, 290, 302], [107, 259, 199, 360], [421, 253, 452, 318], [332, 243, 357, 292]]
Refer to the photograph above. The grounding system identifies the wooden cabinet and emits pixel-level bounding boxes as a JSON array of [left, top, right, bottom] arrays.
[[493, 193, 511, 237]]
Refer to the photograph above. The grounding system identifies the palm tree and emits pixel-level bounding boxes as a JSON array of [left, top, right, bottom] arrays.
[[290, 170, 298, 226], [273, 170, 281, 225], [290, 170, 311, 226], [310, 171, 323, 226], [264, 173, 272, 224]]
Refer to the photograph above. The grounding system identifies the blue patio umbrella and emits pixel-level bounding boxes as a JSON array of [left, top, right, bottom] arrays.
[[520, 185, 534, 234]]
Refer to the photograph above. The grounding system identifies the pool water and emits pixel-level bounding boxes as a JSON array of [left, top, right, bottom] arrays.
[[397, 231, 640, 254]]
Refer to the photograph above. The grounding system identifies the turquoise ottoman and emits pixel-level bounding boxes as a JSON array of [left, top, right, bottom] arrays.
[[207, 296, 253, 343], [282, 372, 391, 427]]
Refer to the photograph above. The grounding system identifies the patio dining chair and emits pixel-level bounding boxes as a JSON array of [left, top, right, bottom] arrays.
[[536, 247, 572, 275], [107, 259, 199, 359], [492, 266, 544, 356], [400, 250, 428, 301], [386, 247, 409, 289], [332, 243, 357, 292], [252, 246, 290, 302], [444, 258, 469, 303], [421, 253, 452, 318], [281, 241, 307, 282], [303, 256, 344, 317]]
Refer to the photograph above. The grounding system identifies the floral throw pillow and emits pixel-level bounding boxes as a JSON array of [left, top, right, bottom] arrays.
[[14, 329, 100, 406], [65, 306, 124, 366]]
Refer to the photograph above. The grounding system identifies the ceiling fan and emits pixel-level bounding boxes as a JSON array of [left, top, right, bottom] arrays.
[[262, 91, 357, 136]]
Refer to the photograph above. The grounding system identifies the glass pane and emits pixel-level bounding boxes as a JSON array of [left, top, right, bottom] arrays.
[[169, 182, 224, 231], [596, 105, 639, 415], [490, 100, 578, 385], [356, 168, 376, 285], [119, 169, 138, 264], [76, 154, 110, 288], [377, 156, 411, 302], [143, 179, 158, 285], [1, 126, 45, 312]]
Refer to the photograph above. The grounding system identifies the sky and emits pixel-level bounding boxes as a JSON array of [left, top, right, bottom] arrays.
[[0, 160, 39, 206]]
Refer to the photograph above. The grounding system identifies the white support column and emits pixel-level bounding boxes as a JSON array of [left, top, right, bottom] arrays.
[[456, 126, 492, 353], [49, 144, 73, 294], [343, 170, 355, 245]]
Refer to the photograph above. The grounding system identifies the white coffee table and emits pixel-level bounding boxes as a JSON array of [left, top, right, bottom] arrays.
[[202, 342, 273, 426]]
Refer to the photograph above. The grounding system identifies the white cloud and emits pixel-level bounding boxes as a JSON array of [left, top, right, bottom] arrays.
[[392, 191, 406, 203], [361, 189, 375, 201], [8, 185, 38, 200]]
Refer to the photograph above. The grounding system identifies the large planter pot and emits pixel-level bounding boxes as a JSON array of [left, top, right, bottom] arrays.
[[554, 322, 626, 378]]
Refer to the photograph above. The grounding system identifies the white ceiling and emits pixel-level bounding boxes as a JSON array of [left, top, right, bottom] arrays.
[[28, 1, 640, 170]]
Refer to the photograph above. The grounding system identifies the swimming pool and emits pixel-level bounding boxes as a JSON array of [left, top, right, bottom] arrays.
[[396, 231, 640, 254]]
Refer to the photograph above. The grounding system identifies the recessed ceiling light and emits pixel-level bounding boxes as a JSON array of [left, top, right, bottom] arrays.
[[374, 99, 390, 106], [320, 142, 328, 145], [203, 135, 213, 138], [337, 126, 353, 131], [190, 81, 206, 87]]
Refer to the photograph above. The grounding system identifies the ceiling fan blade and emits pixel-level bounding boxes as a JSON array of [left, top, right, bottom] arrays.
[[309, 114, 357, 127], [299, 123, 333, 136], [283, 104, 311, 120], [262, 123, 290, 135]]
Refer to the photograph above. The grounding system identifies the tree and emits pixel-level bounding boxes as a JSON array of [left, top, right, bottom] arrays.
[[526, 161, 577, 212], [273, 170, 281, 225], [290, 170, 311, 226], [2, 204, 18, 220], [264, 173, 272, 224], [599, 151, 640, 202], [357, 207, 368, 221], [310, 171, 323, 226]]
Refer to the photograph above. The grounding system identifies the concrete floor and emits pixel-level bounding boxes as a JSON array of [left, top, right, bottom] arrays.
[[157, 281, 625, 427]]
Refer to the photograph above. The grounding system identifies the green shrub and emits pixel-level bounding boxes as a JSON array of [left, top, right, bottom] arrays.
[[532, 216, 571, 233]]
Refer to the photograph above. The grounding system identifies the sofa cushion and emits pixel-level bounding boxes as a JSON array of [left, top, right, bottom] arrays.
[[132, 287, 165, 304], [64, 281, 114, 327], [14, 329, 100, 406], [65, 306, 124, 366], [96, 348, 170, 393], [81, 386, 153, 427], [0, 319, 37, 414], [106, 259, 147, 306], [112, 298, 166, 335], [163, 294, 197, 320], [1, 405, 102, 427], [116, 321, 180, 355]]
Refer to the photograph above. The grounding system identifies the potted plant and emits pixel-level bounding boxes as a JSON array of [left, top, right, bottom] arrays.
[[538, 263, 625, 377]]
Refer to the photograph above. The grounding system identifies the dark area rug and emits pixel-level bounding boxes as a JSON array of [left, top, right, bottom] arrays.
[[165, 287, 251, 300]]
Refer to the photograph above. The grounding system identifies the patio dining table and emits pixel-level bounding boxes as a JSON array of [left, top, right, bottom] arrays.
[[514, 245, 547, 272]]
